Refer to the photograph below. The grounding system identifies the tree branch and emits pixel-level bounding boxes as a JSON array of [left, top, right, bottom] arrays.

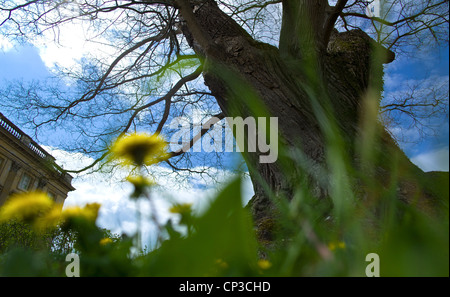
[[323, 0, 348, 46], [171, 112, 225, 157], [174, 0, 217, 57], [123, 65, 203, 132]]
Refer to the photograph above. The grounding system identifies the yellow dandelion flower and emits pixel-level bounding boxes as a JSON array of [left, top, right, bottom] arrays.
[[34, 204, 64, 230], [0, 191, 54, 223], [126, 175, 156, 187], [328, 241, 346, 251], [257, 259, 272, 270], [215, 259, 229, 269], [61, 203, 101, 222], [110, 132, 169, 166], [100, 238, 113, 245], [169, 203, 193, 215], [127, 175, 157, 198]]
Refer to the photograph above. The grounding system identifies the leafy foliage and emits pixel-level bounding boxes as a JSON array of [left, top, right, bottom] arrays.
[[0, 168, 448, 276]]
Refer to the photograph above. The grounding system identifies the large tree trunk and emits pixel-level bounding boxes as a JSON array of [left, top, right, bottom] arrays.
[[177, 0, 440, 242]]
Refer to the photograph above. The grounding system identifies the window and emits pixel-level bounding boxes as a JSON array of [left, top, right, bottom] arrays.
[[18, 173, 32, 191], [48, 192, 56, 201], [0, 157, 5, 174]]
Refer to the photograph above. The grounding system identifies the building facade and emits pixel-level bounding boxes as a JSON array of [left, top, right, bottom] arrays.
[[0, 112, 75, 206]]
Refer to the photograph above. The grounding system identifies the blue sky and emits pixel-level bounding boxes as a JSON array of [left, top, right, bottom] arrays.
[[0, 42, 448, 169], [0, 45, 49, 80], [382, 44, 449, 166]]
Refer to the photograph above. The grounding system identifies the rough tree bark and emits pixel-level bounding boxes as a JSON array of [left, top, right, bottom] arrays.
[[175, 0, 442, 242]]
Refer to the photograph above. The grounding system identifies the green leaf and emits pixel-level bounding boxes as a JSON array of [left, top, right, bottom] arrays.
[[142, 177, 258, 276]]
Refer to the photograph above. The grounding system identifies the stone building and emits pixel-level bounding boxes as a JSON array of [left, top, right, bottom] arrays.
[[0, 112, 75, 206]]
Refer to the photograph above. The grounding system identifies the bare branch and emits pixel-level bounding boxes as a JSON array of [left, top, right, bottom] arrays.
[[171, 112, 225, 157], [324, 0, 349, 46]]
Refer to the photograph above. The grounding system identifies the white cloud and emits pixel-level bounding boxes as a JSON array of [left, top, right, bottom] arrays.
[[411, 147, 449, 172], [42, 146, 255, 249], [0, 35, 13, 52], [32, 19, 115, 72]]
